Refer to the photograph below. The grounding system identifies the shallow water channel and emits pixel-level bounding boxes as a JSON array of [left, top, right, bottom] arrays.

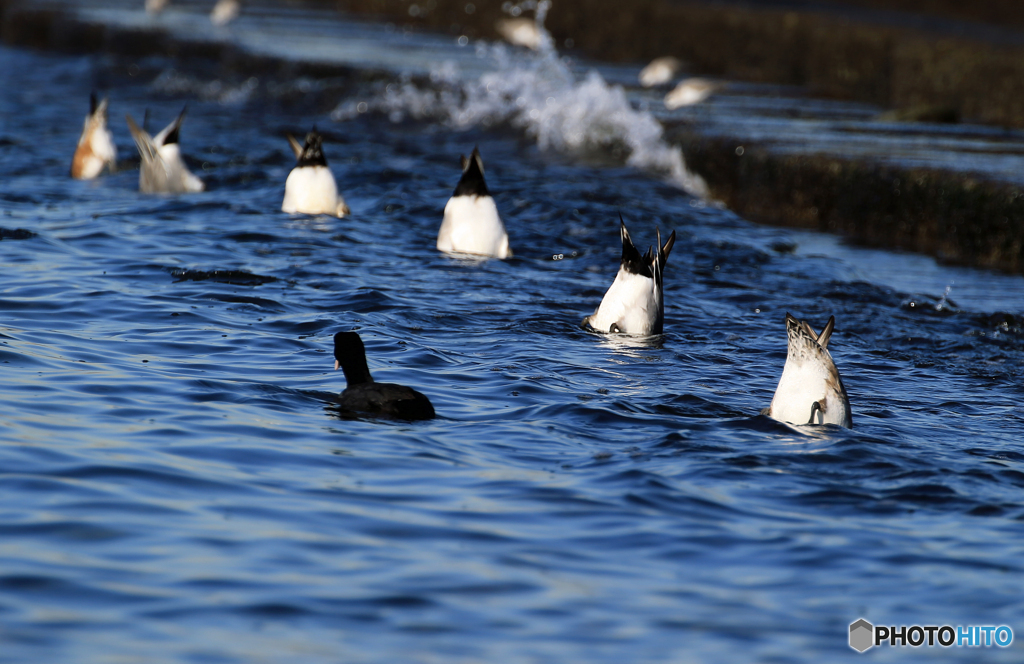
[[1, 9, 1024, 662]]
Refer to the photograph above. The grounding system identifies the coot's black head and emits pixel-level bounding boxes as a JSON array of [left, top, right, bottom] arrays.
[[452, 146, 489, 197], [298, 129, 327, 167], [334, 331, 373, 385]]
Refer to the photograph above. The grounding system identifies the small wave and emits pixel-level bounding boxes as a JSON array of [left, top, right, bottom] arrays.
[[332, 8, 707, 197]]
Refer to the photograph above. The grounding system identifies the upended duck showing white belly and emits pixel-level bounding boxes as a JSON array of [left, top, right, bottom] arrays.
[[583, 219, 676, 335], [71, 94, 117, 180], [438, 195, 510, 258], [437, 147, 511, 259], [764, 313, 853, 428], [282, 129, 349, 217], [283, 165, 345, 216]]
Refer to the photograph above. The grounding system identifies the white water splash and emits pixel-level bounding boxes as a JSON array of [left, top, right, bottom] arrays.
[[936, 283, 954, 311], [332, 2, 708, 197]]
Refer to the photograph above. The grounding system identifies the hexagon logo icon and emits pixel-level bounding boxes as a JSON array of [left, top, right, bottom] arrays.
[[850, 618, 874, 652]]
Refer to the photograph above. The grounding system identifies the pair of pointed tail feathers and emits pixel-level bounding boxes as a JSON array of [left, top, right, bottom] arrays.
[[125, 107, 205, 194]]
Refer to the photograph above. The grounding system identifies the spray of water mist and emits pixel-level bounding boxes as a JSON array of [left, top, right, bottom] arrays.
[[332, 1, 708, 197]]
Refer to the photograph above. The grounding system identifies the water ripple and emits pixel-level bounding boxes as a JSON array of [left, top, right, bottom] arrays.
[[0, 36, 1022, 664]]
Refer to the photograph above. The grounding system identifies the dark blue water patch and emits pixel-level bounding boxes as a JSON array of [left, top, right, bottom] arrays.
[[654, 393, 751, 419], [221, 232, 281, 243], [0, 297, 67, 313], [196, 292, 284, 309], [0, 227, 36, 240], [0, 520, 127, 543], [0, 573, 152, 607], [167, 268, 278, 286], [977, 311, 1024, 333], [816, 279, 902, 306], [0, 192, 49, 205], [28, 463, 251, 505], [139, 591, 440, 624], [0, 345, 52, 368], [322, 287, 400, 314], [901, 293, 962, 317]]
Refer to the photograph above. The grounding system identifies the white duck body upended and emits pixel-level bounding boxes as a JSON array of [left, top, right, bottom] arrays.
[[583, 220, 676, 335], [146, 0, 169, 14], [664, 78, 721, 109], [71, 94, 117, 180], [210, 0, 240, 25], [765, 313, 853, 428], [126, 108, 204, 194], [437, 147, 511, 259], [282, 130, 349, 217], [495, 17, 543, 50], [639, 56, 682, 87]]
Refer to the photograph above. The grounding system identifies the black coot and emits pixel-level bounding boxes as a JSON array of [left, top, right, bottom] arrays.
[[332, 332, 435, 421]]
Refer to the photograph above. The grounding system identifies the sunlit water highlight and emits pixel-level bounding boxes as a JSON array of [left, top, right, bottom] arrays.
[[1, 10, 1024, 663]]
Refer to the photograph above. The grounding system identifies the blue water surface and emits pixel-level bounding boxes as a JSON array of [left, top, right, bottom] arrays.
[[1, 29, 1024, 663]]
